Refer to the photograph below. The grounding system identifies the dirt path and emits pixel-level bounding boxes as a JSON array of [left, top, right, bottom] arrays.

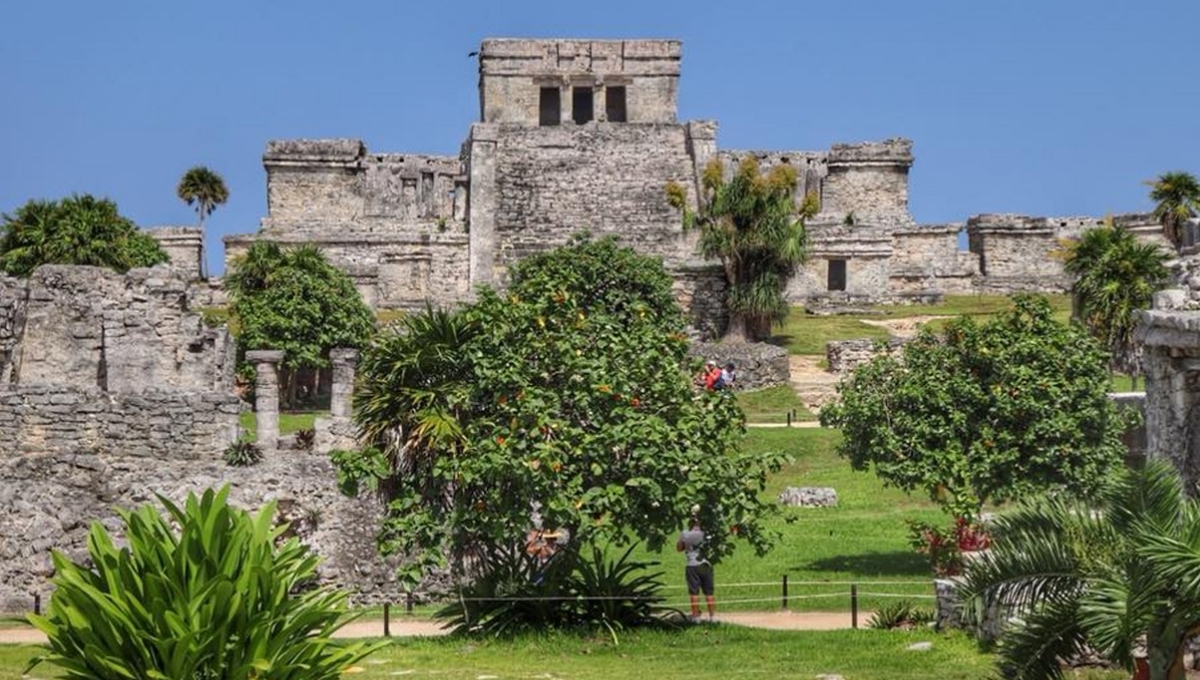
[[0, 611, 872, 644]]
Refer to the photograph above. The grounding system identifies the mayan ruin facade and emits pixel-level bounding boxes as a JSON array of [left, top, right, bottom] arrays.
[[226, 38, 1167, 329]]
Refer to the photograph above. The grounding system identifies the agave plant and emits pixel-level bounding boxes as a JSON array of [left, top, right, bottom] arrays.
[[26, 486, 385, 680]]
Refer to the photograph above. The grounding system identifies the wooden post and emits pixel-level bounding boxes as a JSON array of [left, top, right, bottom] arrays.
[[786, 411, 792, 427], [33, 592, 41, 615], [406, 591, 414, 614], [781, 575, 789, 610], [851, 584, 858, 629], [383, 603, 391, 637]]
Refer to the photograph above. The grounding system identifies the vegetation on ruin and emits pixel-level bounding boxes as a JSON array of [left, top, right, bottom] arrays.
[[667, 157, 819, 343], [0, 194, 168, 277], [820, 294, 1128, 522], [1146, 170, 1200, 249], [25, 486, 383, 680], [1062, 216, 1170, 386], [960, 460, 1200, 680], [226, 242, 376, 407], [342, 237, 785, 597], [176, 165, 229, 231]]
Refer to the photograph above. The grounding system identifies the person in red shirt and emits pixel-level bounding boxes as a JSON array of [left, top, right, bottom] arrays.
[[702, 360, 722, 391]]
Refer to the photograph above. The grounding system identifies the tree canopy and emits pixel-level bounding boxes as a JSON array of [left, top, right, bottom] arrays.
[[226, 242, 376, 372], [177, 166, 229, 230], [667, 157, 817, 342], [819, 294, 1128, 520], [1061, 217, 1170, 383], [1146, 171, 1200, 249], [0, 194, 168, 277], [343, 236, 784, 586]]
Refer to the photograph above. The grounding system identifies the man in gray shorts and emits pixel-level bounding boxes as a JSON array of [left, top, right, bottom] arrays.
[[676, 506, 715, 622]]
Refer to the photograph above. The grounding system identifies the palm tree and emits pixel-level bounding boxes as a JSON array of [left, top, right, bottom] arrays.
[[1146, 171, 1200, 249], [352, 304, 480, 511], [959, 460, 1200, 680], [1062, 217, 1170, 388], [176, 166, 229, 230], [667, 157, 817, 342]]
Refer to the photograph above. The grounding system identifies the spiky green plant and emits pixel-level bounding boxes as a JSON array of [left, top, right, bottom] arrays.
[[1145, 171, 1200, 249], [26, 486, 385, 680], [959, 460, 1200, 680]]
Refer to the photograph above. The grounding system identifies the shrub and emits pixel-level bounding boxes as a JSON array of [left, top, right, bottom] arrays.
[[223, 439, 262, 466], [436, 542, 672, 636], [907, 518, 991, 576], [868, 600, 936, 630], [26, 486, 385, 680], [295, 427, 316, 451]]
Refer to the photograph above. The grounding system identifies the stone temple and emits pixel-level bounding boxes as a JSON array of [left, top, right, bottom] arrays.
[[225, 38, 1167, 335]]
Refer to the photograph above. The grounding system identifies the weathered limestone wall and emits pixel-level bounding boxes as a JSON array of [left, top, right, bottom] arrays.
[[890, 224, 978, 295], [148, 226, 204, 280], [0, 450, 411, 614], [716, 150, 828, 204], [2, 266, 234, 393], [1139, 301, 1200, 486], [789, 225, 893, 301], [0, 386, 238, 459], [968, 213, 1165, 294], [478, 39, 681, 125], [817, 139, 914, 228], [485, 122, 701, 277]]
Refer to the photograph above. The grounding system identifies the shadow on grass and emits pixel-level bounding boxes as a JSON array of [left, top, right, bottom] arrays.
[[802, 551, 929, 579]]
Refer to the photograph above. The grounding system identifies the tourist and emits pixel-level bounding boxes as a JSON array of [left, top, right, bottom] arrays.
[[718, 361, 736, 390], [702, 360, 722, 391], [676, 505, 715, 622]]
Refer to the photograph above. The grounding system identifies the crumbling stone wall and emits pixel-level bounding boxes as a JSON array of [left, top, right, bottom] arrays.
[[148, 226, 204, 280], [2, 265, 234, 393], [817, 139, 914, 228]]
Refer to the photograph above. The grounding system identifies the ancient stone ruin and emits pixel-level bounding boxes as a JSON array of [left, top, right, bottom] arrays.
[[226, 38, 1168, 329]]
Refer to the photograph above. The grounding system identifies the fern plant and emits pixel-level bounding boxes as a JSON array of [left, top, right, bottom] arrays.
[[26, 486, 385, 680]]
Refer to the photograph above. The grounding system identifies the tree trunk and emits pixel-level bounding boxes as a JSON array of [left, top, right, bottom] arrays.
[[723, 314, 749, 344]]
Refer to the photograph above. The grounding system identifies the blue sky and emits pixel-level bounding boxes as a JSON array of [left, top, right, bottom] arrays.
[[3, 1, 1197, 274]]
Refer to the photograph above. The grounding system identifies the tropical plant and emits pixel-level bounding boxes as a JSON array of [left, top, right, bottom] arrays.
[[295, 427, 316, 451], [666, 157, 818, 342], [25, 486, 384, 680], [0, 195, 168, 277], [867, 600, 935, 630], [959, 460, 1200, 680], [177, 165, 230, 230], [1146, 170, 1200, 249], [436, 542, 671, 637], [1062, 217, 1170, 385], [226, 242, 376, 408], [907, 518, 991, 576], [223, 439, 263, 466], [341, 237, 784, 589], [820, 294, 1128, 521]]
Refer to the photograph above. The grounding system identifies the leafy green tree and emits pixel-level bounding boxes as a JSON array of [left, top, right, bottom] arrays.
[[345, 237, 784, 587], [667, 157, 817, 342], [26, 486, 383, 680], [0, 194, 168, 277], [1146, 171, 1200, 249], [820, 294, 1127, 521], [1062, 217, 1170, 386], [226, 242, 376, 406], [960, 460, 1200, 680], [177, 165, 229, 229]]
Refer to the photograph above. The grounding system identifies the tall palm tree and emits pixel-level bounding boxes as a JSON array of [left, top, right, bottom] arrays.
[[176, 166, 229, 230], [1062, 217, 1170, 387], [667, 157, 817, 342], [1146, 171, 1200, 250], [959, 460, 1200, 680]]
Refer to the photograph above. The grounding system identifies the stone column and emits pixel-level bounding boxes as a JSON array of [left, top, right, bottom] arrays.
[[467, 123, 498, 289], [329, 348, 359, 419], [246, 350, 285, 452]]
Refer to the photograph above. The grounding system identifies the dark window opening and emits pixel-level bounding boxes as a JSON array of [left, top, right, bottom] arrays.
[[605, 86, 627, 122], [539, 87, 560, 127], [827, 259, 847, 292], [572, 87, 594, 124]]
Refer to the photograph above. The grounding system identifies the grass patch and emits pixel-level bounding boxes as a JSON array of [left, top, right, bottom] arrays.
[[736, 385, 814, 423], [770, 294, 1071, 356], [628, 428, 946, 614], [237, 410, 326, 442], [0, 628, 1011, 680]]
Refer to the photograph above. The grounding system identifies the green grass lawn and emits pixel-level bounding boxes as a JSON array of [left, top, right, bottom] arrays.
[[736, 384, 815, 423], [629, 428, 945, 615], [770, 294, 1072, 356], [237, 410, 327, 442]]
